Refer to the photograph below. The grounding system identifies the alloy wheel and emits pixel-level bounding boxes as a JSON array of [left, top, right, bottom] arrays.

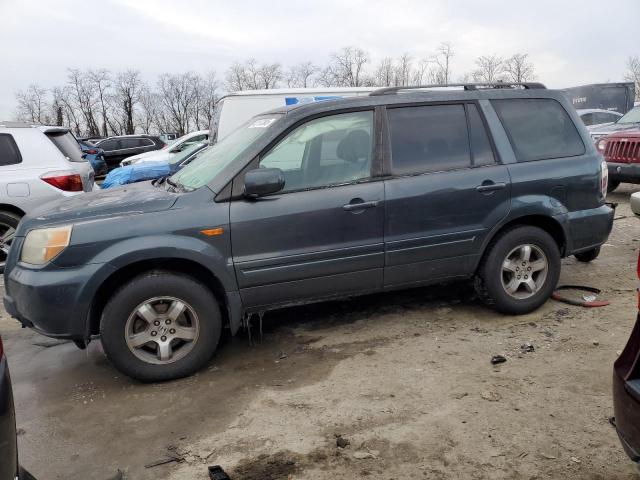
[[500, 244, 548, 300], [0, 222, 16, 271], [125, 296, 200, 365]]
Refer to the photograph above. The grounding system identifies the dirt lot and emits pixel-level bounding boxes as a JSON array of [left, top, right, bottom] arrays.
[[2, 186, 640, 480]]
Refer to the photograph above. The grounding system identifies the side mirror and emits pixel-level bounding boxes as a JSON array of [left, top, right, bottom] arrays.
[[244, 168, 285, 198]]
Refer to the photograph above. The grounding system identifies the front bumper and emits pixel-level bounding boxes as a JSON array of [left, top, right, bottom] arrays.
[[3, 261, 108, 340], [613, 372, 640, 463], [608, 162, 640, 184]]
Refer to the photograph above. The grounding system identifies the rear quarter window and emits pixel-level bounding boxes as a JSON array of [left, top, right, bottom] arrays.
[[45, 131, 85, 163], [492, 98, 585, 162], [0, 134, 22, 166]]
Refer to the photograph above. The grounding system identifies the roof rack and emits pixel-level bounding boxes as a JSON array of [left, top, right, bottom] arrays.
[[369, 82, 546, 96]]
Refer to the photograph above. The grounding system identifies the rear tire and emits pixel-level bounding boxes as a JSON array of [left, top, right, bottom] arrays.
[[0, 211, 21, 274], [475, 226, 561, 315], [100, 271, 221, 382], [607, 180, 620, 193], [574, 247, 601, 263]]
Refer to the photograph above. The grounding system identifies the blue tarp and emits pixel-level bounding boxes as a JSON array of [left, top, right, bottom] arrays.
[[102, 161, 171, 188]]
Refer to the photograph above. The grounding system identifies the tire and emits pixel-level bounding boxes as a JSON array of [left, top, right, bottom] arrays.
[[0, 210, 21, 274], [607, 180, 620, 193], [475, 225, 561, 315], [574, 247, 601, 263], [100, 271, 221, 382]]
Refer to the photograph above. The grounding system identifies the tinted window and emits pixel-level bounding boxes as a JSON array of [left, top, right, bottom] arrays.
[[580, 113, 595, 126], [388, 104, 470, 175], [595, 112, 620, 124], [492, 99, 585, 162], [121, 138, 142, 149], [46, 131, 85, 162], [467, 104, 495, 166], [0, 134, 22, 166], [259, 111, 373, 192], [98, 139, 118, 151]]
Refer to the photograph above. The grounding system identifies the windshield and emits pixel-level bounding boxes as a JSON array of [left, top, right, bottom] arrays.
[[167, 142, 207, 165], [617, 107, 640, 124], [170, 114, 282, 190]]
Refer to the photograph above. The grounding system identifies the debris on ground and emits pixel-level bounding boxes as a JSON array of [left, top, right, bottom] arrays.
[[540, 452, 557, 460], [208, 465, 232, 480], [353, 449, 379, 460], [520, 343, 535, 353], [335, 434, 350, 448], [144, 446, 185, 468], [105, 469, 126, 480], [490, 354, 507, 365], [551, 285, 610, 308], [481, 390, 502, 402]]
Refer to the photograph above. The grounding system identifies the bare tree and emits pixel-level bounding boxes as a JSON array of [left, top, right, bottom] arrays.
[[157, 72, 200, 136], [502, 53, 536, 83], [326, 46, 371, 87], [374, 57, 394, 87], [88, 69, 111, 136], [15, 84, 49, 123], [433, 42, 454, 84], [394, 53, 413, 86], [113, 70, 143, 135], [196, 71, 220, 130], [625, 55, 640, 101], [67, 68, 100, 135], [285, 62, 318, 88], [52, 86, 81, 134], [472, 55, 505, 83]]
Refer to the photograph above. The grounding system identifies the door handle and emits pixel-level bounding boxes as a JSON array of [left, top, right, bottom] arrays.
[[342, 199, 380, 211], [476, 182, 506, 193]]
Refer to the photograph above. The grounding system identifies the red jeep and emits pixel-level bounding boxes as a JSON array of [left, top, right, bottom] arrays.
[[597, 130, 640, 192]]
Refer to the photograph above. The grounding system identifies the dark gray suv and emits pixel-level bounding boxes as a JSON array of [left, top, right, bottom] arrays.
[[3, 83, 614, 381]]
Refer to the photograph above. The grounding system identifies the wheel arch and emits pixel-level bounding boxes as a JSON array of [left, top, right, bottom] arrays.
[[0, 204, 26, 219], [474, 214, 567, 273], [88, 258, 232, 339]]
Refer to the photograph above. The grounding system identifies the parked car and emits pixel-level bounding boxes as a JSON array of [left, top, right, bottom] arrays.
[[590, 106, 640, 142], [3, 83, 614, 381], [77, 139, 107, 176], [94, 135, 165, 171], [120, 130, 209, 167], [0, 334, 36, 480], [159, 133, 178, 144], [577, 108, 623, 130], [612, 252, 640, 466], [0, 122, 95, 273], [212, 87, 378, 143], [103, 142, 208, 188], [596, 129, 640, 192]]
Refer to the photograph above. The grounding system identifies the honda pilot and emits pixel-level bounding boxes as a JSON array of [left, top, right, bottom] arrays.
[[3, 83, 614, 381]]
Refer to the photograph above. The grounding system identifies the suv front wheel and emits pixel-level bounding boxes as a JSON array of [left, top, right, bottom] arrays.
[[101, 271, 222, 382], [475, 226, 561, 315]]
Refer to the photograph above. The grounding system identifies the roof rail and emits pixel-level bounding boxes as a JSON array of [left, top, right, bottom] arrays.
[[369, 82, 547, 96]]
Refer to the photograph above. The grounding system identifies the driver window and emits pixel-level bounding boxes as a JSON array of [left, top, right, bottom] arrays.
[[259, 111, 373, 192]]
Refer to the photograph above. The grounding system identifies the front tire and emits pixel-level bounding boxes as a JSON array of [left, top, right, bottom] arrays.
[[100, 271, 221, 382], [574, 247, 601, 263], [0, 211, 21, 274], [475, 226, 561, 315]]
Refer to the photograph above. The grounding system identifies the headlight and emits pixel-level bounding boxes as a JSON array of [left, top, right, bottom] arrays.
[[21, 225, 73, 265], [597, 139, 607, 152]]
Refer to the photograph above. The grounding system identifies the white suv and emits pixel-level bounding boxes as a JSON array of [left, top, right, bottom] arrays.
[[0, 122, 95, 271], [119, 130, 209, 166]]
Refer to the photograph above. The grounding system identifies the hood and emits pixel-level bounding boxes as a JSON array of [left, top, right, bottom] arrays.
[[125, 149, 164, 162], [590, 122, 640, 136], [134, 151, 172, 164], [603, 129, 640, 140], [19, 181, 178, 232]]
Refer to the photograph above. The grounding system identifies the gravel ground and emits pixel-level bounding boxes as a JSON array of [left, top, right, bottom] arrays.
[[1, 185, 639, 480]]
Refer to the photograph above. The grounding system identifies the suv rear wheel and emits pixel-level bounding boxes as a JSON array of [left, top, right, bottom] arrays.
[[607, 180, 620, 193], [475, 226, 561, 314], [100, 271, 222, 382], [0, 211, 21, 274]]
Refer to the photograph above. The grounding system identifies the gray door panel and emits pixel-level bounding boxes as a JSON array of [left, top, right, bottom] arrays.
[[231, 181, 385, 308], [383, 165, 511, 287]]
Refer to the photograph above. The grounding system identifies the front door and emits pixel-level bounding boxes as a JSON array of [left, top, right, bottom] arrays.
[[230, 110, 385, 308], [383, 103, 511, 287]]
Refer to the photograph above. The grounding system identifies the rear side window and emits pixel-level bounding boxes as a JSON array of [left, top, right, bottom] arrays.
[[0, 134, 22, 166], [467, 104, 495, 166], [388, 104, 470, 175], [46, 131, 85, 163], [121, 138, 142, 148], [98, 139, 119, 150], [492, 99, 585, 162]]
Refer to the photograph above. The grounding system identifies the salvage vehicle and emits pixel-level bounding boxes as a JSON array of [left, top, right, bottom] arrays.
[[597, 129, 640, 192], [120, 130, 209, 167], [0, 122, 96, 273], [590, 106, 640, 143], [0, 334, 36, 480], [3, 83, 614, 381], [611, 252, 640, 466], [94, 134, 165, 171]]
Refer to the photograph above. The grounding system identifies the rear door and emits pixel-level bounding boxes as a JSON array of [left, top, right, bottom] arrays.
[[383, 102, 511, 287], [230, 110, 385, 308]]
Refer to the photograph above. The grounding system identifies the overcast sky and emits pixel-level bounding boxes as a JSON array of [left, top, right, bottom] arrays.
[[1, 0, 638, 119]]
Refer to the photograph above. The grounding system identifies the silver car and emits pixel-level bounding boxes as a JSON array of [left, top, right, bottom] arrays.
[[0, 122, 95, 271]]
